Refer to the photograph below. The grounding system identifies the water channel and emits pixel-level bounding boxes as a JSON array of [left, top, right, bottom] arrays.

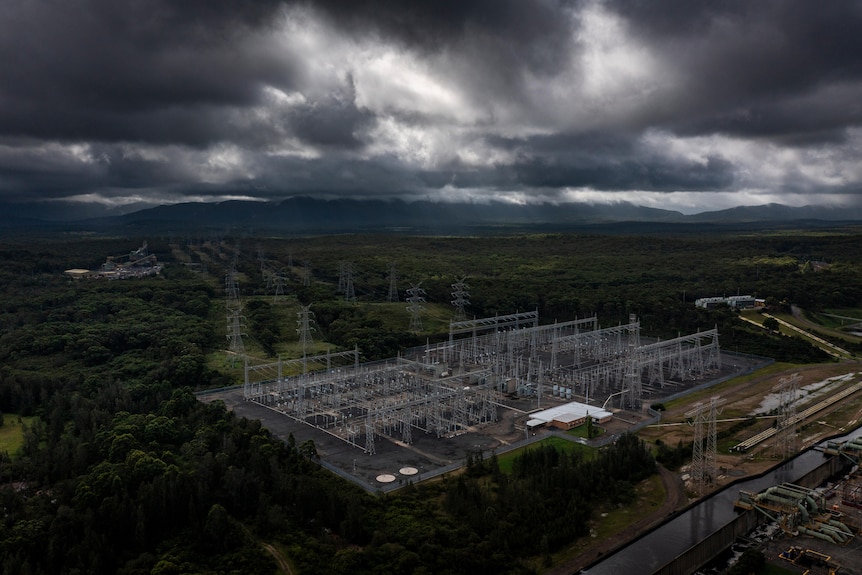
[[585, 426, 862, 574]]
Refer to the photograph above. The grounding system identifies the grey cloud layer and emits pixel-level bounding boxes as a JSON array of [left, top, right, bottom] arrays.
[[1, 0, 861, 207]]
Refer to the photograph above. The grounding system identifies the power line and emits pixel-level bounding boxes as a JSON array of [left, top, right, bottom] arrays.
[[450, 277, 470, 320], [406, 283, 426, 333], [387, 262, 399, 302]]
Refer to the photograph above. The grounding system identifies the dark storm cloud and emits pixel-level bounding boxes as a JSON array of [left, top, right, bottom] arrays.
[[513, 154, 734, 192], [1, 0, 861, 210], [311, 0, 583, 120], [608, 1, 862, 140], [505, 132, 734, 191], [286, 79, 374, 149], [289, 102, 371, 148], [313, 0, 575, 66], [247, 153, 431, 197], [678, 88, 862, 147], [0, 0, 295, 145], [0, 139, 194, 199], [0, 104, 265, 149]]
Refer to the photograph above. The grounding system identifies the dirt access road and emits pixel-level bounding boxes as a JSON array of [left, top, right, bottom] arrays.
[[638, 361, 862, 480], [546, 465, 687, 575]]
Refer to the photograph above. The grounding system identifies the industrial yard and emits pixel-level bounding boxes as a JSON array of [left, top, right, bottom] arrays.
[[737, 451, 862, 575], [203, 310, 759, 491]]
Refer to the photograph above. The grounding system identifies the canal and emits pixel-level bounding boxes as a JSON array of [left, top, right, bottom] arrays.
[[585, 427, 862, 574]]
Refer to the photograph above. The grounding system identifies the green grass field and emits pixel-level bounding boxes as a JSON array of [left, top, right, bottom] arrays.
[[808, 308, 862, 341], [0, 414, 38, 458], [772, 309, 861, 346], [496, 435, 593, 473], [566, 421, 604, 439]]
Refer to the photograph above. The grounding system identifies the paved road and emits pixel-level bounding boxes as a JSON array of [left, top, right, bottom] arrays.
[[738, 309, 853, 358]]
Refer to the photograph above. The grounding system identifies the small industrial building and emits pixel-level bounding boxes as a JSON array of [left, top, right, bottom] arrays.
[[527, 401, 614, 431], [695, 295, 756, 310]]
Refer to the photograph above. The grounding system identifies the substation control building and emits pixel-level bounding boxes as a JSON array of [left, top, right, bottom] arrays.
[[526, 402, 614, 432]]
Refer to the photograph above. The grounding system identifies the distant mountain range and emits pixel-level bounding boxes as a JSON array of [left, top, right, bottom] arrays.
[[2, 197, 862, 235]]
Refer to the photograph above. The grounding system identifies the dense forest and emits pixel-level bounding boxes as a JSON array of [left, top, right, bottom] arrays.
[[1, 231, 861, 574]]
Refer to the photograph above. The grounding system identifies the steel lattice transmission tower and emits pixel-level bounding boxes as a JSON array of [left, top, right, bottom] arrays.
[[272, 268, 286, 303], [707, 397, 721, 480], [774, 372, 800, 459], [406, 284, 426, 333], [257, 244, 266, 271], [225, 265, 240, 299], [387, 262, 398, 302], [365, 413, 375, 455], [688, 403, 704, 489], [301, 260, 312, 287], [337, 261, 346, 294], [225, 266, 246, 357], [344, 262, 356, 302], [686, 396, 725, 493], [450, 277, 470, 321], [624, 314, 642, 408], [226, 309, 246, 356], [296, 305, 316, 372]]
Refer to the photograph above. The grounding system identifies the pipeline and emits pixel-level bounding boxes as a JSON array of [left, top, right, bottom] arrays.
[[797, 503, 810, 522], [800, 526, 840, 544], [757, 493, 810, 523], [752, 504, 779, 523], [773, 485, 821, 518], [756, 486, 787, 501], [773, 485, 811, 504], [773, 485, 805, 498], [827, 519, 853, 536], [816, 523, 848, 543], [759, 491, 802, 509]]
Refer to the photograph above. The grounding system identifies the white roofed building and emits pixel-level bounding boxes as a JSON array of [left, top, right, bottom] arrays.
[[528, 401, 614, 430]]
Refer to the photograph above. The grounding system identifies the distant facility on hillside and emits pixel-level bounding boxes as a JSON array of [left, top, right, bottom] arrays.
[[64, 241, 162, 280], [695, 295, 756, 310]]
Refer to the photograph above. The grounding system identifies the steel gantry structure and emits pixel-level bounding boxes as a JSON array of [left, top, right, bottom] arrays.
[[246, 355, 497, 454], [243, 311, 722, 453]]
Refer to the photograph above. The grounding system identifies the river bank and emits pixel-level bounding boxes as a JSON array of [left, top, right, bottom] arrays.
[[546, 362, 862, 574]]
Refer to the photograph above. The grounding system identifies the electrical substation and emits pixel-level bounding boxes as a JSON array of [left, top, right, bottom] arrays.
[[211, 308, 743, 491], [243, 311, 722, 446], [187, 240, 755, 492], [174, 247, 762, 492]]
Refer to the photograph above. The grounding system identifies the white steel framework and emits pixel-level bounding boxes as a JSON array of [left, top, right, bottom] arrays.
[[406, 284, 426, 333], [225, 265, 246, 356], [244, 310, 722, 454], [774, 373, 800, 459], [686, 397, 725, 493]]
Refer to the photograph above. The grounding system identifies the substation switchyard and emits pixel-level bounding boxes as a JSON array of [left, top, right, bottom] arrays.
[[241, 312, 722, 458]]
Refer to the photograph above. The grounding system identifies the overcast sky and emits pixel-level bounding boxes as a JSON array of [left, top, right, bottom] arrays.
[[2, 0, 862, 214]]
